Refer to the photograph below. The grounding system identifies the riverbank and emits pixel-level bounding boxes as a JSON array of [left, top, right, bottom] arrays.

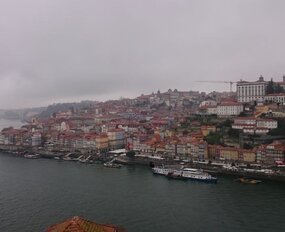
[[114, 156, 285, 182], [1, 143, 285, 183]]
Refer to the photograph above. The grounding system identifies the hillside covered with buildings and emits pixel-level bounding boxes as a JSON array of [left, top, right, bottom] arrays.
[[1, 76, 285, 166]]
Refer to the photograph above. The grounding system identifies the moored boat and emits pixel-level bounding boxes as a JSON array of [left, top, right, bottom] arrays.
[[152, 167, 217, 183], [181, 168, 217, 183], [166, 170, 187, 180], [152, 167, 173, 176]]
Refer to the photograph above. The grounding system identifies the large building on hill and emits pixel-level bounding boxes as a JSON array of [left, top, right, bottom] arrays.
[[237, 76, 268, 103]]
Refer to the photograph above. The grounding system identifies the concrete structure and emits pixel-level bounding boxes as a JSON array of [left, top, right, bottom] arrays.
[[237, 76, 267, 102], [265, 142, 285, 164], [207, 106, 218, 115], [31, 133, 42, 146], [95, 133, 109, 152], [107, 129, 125, 150], [232, 117, 278, 134], [199, 100, 217, 107], [216, 102, 244, 117], [265, 93, 285, 105], [208, 145, 256, 163], [257, 142, 285, 164], [189, 140, 208, 160]]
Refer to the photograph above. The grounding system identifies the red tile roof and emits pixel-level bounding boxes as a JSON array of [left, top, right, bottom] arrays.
[[219, 101, 243, 106], [46, 216, 125, 232]]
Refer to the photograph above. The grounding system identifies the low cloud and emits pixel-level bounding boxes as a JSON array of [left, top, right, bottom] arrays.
[[1, 0, 285, 108]]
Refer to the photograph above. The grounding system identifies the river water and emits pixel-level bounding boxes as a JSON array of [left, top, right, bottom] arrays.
[[0, 154, 285, 232], [0, 120, 285, 232]]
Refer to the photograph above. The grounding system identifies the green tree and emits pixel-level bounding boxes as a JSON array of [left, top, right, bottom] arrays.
[[269, 118, 285, 136], [206, 132, 222, 145], [266, 80, 284, 94], [266, 80, 274, 94], [228, 128, 240, 138], [276, 83, 284, 93]]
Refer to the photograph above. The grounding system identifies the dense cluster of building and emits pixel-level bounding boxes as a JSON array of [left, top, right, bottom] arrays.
[[1, 76, 285, 165]]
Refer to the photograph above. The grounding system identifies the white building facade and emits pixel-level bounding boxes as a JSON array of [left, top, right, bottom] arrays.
[[237, 76, 268, 103], [264, 93, 285, 105], [216, 102, 244, 117], [232, 117, 277, 134]]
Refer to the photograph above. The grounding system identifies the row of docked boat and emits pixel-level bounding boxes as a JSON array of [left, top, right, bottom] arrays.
[[103, 158, 122, 168], [52, 152, 123, 169], [152, 166, 217, 183], [60, 154, 95, 164]]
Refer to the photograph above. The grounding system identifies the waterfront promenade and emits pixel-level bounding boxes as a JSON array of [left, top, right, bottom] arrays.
[[1, 143, 285, 182]]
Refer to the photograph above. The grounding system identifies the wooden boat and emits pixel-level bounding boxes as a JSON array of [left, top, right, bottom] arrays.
[[236, 178, 262, 184]]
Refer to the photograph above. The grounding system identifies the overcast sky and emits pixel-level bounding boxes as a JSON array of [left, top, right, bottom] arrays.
[[1, 0, 285, 108]]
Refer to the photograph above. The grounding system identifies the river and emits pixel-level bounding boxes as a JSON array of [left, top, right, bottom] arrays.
[[0, 120, 285, 231], [0, 154, 285, 232]]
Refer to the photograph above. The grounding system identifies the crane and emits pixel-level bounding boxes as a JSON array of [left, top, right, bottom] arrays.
[[196, 81, 237, 92]]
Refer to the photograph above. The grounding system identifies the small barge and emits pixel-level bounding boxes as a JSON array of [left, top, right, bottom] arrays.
[[235, 178, 262, 184]]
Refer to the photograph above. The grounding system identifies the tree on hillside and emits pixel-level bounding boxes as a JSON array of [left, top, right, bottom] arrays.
[[268, 118, 285, 136], [228, 128, 240, 138], [206, 132, 222, 145], [266, 79, 284, 94], [276, 83, 284, 93], [266, 79, 274, 94]]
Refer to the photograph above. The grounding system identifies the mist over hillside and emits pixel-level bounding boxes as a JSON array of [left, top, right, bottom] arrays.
[[0, 107, 46, 121], [38, 100, 98, 119]]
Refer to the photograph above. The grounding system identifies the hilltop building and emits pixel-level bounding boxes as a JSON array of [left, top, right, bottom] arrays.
[[237, 76, 267, 103]]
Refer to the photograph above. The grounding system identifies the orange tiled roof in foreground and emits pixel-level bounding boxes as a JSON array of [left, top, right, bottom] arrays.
[[46, 216, 125, 232]]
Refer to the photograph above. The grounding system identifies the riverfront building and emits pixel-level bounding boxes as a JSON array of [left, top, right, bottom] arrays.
[[207, 145, 256, 163], [31, 132, 42, 146], [107, 129, 125, 149], [256, 142, 285, 164]]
